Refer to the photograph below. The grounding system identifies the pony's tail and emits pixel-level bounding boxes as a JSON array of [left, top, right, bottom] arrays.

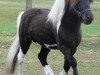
[[6, 12, 24, 74]]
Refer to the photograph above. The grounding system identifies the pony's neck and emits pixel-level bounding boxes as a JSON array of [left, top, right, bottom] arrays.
[[61, 8, 81, 31], [48, 0, 66, 27]]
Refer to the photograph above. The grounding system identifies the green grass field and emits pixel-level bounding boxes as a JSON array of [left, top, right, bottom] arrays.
[[0, 0, 100, 75]]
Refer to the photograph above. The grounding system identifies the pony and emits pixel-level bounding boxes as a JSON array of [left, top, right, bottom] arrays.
[[6, 0, 93, 75]]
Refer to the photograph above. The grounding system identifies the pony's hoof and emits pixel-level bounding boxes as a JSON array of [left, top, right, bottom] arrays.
[[60, 69, 68, 75], [44, 65, 54, 75]]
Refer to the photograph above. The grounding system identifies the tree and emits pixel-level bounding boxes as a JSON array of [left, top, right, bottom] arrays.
[[26, 0, 32, 10]]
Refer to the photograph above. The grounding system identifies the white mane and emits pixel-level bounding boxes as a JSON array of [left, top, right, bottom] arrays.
[[48, 0, 66, 33]]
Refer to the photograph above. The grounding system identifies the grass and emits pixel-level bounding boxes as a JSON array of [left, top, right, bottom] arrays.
[[0, 0, 100, 75]]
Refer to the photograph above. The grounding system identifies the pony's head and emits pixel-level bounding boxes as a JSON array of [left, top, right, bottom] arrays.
[[73, 0, 93, 24], [48, 0, 93, 26]]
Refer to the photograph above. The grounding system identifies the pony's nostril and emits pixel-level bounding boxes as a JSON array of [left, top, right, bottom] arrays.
[[82, 14, 93, 24], [86, 16, 90, 20], [87, 14, 93, 20], [86, 15, 93, 22]]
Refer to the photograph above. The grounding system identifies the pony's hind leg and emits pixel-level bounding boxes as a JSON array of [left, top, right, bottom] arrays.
[[17, 37, 32, 75], [17, 48, 24, 75], [38, 46, 54, 75]]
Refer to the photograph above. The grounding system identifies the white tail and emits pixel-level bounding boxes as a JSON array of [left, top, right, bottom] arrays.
[[6, 12, 24, 73]]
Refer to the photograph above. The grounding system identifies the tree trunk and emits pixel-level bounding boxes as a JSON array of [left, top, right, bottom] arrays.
[[26, 0, 32, 10]]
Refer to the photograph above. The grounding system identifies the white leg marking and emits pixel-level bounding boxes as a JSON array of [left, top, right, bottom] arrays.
[[44, 65, 54, 75], [17, 48, 25, 75], [60, 69, 68, 75]]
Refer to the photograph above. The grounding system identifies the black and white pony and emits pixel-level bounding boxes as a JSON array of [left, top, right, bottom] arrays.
[[6, 0, 93, 75]]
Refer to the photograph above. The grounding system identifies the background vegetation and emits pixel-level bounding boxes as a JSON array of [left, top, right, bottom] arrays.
[[0, 0, 100, 75]]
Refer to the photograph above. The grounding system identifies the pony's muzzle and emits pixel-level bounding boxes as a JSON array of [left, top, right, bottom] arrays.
[[81, 11, 93, 25]]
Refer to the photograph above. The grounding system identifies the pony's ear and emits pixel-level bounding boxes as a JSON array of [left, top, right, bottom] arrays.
[[89, 0, 93, 3]]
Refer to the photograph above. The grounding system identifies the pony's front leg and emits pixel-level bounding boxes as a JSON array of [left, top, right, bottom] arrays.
[[17, 48, 25, 75], [60, 59, 70, 75], [38, 46, 54, 75], [60, 46, 78, 75], [44, 65, 54, 75], [60, 54, 70, 75], [60, 68, 68, 75]]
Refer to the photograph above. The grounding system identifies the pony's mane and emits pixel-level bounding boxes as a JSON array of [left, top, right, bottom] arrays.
[[69, 0, 77, 7], [48, 0, 77, 32], [48, 0, 66, 27]]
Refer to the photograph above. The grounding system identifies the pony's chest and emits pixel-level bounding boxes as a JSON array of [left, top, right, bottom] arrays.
[[57, 30, 82, 49]]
